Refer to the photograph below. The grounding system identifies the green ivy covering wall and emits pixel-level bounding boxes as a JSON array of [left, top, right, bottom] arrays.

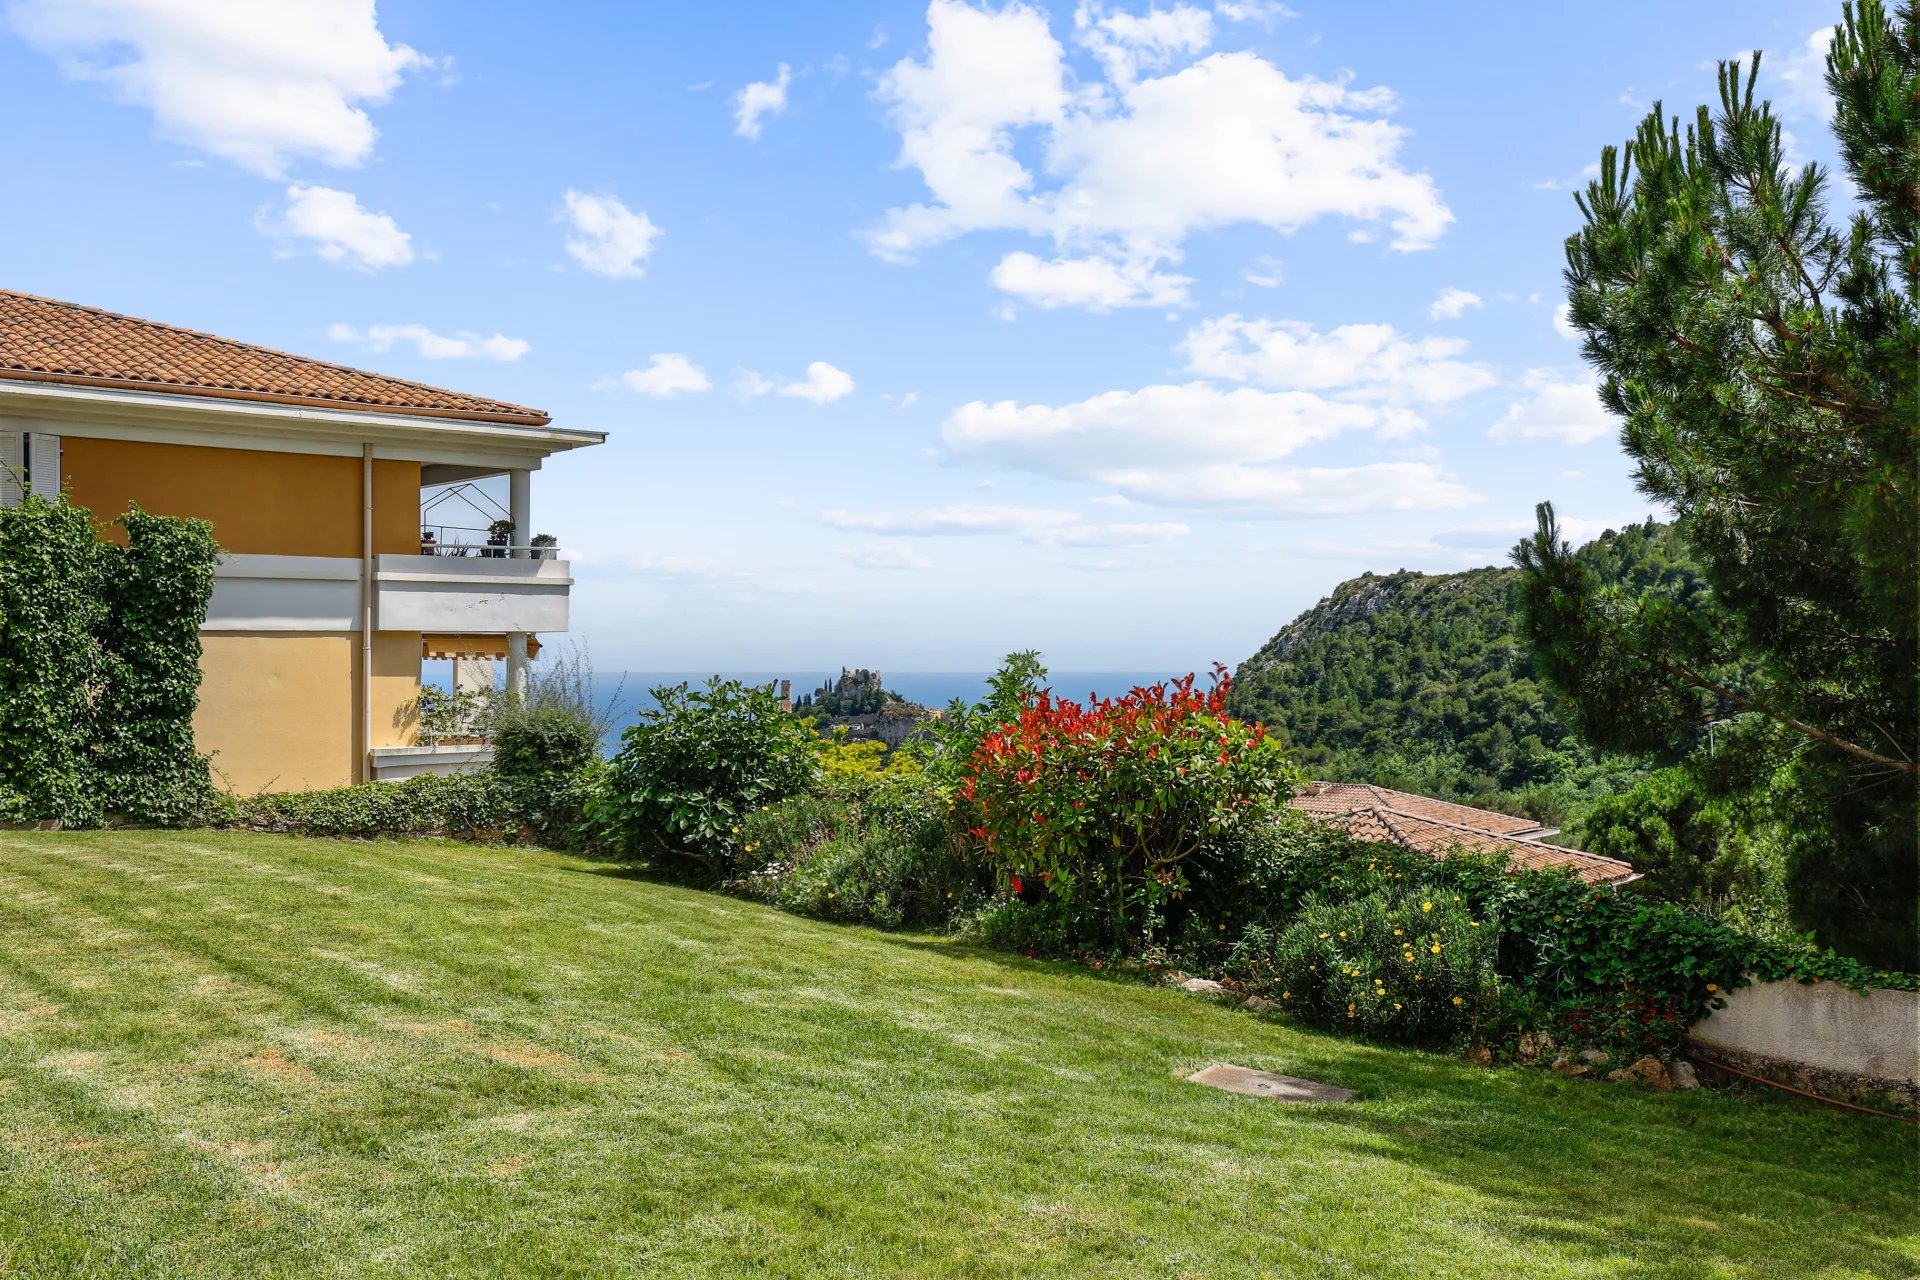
[[0, 493, 220, 826]]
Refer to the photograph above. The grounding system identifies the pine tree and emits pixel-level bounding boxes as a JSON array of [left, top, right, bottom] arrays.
[[1515, 0, 1918, 967]]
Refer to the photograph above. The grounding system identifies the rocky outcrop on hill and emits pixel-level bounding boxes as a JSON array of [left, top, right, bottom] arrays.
[[790, 667, 935, 749]]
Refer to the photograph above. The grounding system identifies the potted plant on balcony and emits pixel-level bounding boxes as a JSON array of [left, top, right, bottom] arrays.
[[486, 518, 514, 559], [530, 533, 557, 561]]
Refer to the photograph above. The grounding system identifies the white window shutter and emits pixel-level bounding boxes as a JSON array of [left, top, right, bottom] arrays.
[[25, 433, 60, 498], [0, 431, 21, 509], [26, 433, 59, 499]]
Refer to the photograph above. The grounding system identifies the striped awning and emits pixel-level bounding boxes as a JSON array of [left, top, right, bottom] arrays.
[[421, 633, 542, 661]]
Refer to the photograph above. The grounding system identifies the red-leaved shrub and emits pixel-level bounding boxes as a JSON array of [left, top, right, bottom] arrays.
[[958, 667, 1295, 942]]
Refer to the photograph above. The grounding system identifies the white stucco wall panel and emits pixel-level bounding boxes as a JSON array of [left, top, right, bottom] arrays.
[[1691, 979, 1920, 1087]]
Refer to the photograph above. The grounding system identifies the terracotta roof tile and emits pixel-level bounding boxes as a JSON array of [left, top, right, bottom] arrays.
[[1291, 781, 1546, 836], [1290, 785, 1637, 887], [0, 290, 549, 426]]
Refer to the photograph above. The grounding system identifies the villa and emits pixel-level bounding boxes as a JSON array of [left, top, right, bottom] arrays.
[[0, 290, 603, 793]]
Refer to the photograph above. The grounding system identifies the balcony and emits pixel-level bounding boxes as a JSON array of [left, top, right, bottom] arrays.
[[375, 552, 571, 634]]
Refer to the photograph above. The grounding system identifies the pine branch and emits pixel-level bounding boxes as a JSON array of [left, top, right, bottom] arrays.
[[1651, 656, 1919, 773]]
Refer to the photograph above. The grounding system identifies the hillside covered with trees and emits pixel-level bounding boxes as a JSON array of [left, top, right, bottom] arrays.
[[1227, 521, 1702, 824]]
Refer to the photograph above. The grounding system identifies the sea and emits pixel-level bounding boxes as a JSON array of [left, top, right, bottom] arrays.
[[425, 665, 1219, 751], [589, 670, 1207, 748]]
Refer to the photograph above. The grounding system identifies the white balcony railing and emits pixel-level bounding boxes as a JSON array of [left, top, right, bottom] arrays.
[[417, 521, 561, 560]]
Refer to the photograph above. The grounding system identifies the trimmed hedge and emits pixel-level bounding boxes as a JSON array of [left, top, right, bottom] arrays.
[[226, 774, 516, 840]]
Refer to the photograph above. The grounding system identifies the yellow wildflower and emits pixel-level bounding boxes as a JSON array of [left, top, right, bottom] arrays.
[[1469, 921, 1481, 928], [1393, 928, 1403, 936], [1422, 901, 1433, 912], [1451, 996, 1464, 1006], [1431, 943, 1442, 954], [1706, 983, 1719, 993]]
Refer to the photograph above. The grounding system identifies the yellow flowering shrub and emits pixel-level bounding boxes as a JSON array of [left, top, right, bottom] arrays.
[[1223, 888, 1499, 1044]]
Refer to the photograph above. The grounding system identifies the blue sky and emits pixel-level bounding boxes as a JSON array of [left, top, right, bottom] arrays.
[[0, 0, 1846, 672]]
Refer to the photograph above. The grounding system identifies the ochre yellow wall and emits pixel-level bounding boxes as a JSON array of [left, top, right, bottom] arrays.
[[62, 437, 419, 557], [371, 631, 423, 749], [198, 633, 355, 793], [197, 631, 423, 793]]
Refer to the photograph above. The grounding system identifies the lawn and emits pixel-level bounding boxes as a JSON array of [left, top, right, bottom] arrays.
[[0, 832, 1913, 1279]]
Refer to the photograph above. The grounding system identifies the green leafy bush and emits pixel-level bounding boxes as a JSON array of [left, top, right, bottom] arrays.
[[917, 650, 1049, 789], [490, 704, 600, 848], [736, 777, 983, 930], [968, 894, 1078, 958], [230, 773, 512, 839], [1571, 765, 1789, 932], [589, 678, 819, 875], [1217, 820, 1916, 1037], [1225, 888, 1499, 1044]]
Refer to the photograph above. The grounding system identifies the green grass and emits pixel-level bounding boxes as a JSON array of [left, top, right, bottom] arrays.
[[0, 832, 1913, 1279]]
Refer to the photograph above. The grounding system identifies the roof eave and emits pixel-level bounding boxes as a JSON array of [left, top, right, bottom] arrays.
[[0, 368, 555, 428], [0, 377, 607, 468]]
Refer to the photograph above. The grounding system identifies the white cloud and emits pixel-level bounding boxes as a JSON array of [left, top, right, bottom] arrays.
[[1213, 0, 1295, 22], [258, 184, 412, 270], [836, 541, 935, 571], [823, 503, 1188, 546], [1553, 301, 1579, 340], [1487, 369, 1616, 445], [7, 0, 430, 177], [1086, 460, 1479, 515], [733, 62, 792, 139], [778, 361, 856, 403], [946, 381, 1367, 471], [939, 379, 1480, 516], [1180, 314, 1496, 407], [1428, 287, 1482, 320], [1772, 26, 1835, 122], [870, 0, 1449, 309], [561, 190, 661, 279], [1076, 2, 1213, 84], [990, 250, 1191, 309], [1242, 255, 1284, 288], [619, 353, 711, 397], [327, 322, 526, 361], [572, 552, 824, 600]]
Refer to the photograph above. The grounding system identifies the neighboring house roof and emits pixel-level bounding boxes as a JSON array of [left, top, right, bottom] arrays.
[[0, 289, 550, 427], [1291, 781, 1548, 837], [1289, 781, 1638, 887]]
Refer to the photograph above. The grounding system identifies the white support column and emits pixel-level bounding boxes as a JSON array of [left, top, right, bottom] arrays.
[[509, 469, 531, 560], [506, 632, 530, 699]]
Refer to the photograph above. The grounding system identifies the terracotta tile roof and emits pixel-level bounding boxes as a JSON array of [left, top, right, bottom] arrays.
[[1291, 781, 1547, 837], [0, 290, 549, 426], [1290, 783, 1637, 887]]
